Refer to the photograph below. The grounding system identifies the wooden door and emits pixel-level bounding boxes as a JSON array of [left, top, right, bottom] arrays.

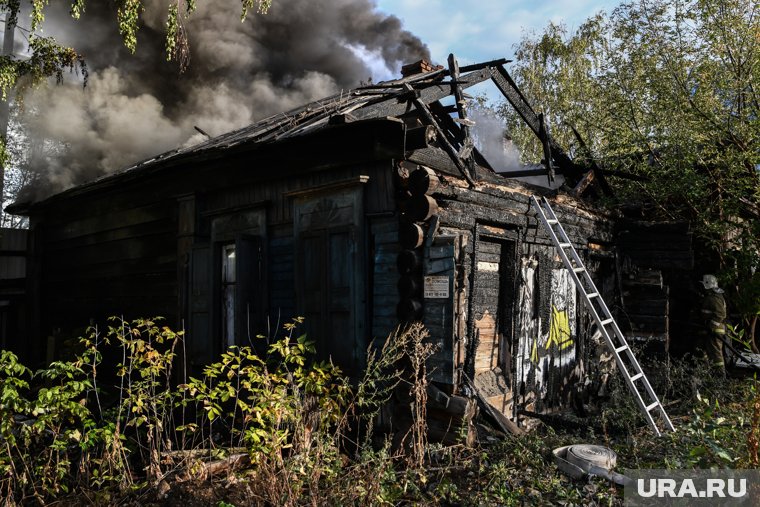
[[294, 185, 365, 378]]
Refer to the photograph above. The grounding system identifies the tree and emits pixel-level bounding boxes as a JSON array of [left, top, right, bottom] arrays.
[[0, 0, 272, 225], [500, 0, 759, 342], [0, 0, 274, 87]]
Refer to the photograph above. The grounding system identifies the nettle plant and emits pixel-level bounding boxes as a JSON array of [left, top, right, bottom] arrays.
[[0, 316, 434, 504], [0, 341, 100, 500], [180, 317, 351, 457]]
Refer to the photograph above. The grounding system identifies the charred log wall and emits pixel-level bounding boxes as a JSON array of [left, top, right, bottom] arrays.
[[396, 165, 616, 424], [617, 220, 694, 356]]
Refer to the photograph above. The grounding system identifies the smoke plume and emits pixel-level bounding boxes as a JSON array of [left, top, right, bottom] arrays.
[[19, 0, 429, 199], [470, 106, 521, 172], [470, 105, 565, 189]]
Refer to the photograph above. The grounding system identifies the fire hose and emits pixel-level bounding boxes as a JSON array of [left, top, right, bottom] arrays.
[[552, 444, 632, 486], [717, 335, 760, 373]]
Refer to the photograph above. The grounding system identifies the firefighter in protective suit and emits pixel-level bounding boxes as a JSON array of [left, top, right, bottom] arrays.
[[698, 274, 727, 372]]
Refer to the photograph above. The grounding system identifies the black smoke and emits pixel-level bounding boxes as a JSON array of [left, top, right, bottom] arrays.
[[19, 0, 429, 197]]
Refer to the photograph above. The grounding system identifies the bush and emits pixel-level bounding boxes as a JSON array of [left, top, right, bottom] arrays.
[[0, 317, 434, 505]]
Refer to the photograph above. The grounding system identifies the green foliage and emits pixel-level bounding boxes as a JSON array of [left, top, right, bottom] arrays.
[[0, 0, 276, 158], [2, 316, 760, 505], [241, 0, 272, 20], [679, 394, 738, 467], [0, 0, 272, 68], [0, 316, 439, 504], [181, 318, 350, 458], [503, 0, 759, 313], [109, 316, 181, 481], [0, 339, 100, 501]]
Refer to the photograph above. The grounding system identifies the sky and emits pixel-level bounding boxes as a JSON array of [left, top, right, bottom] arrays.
[[375, 0, 620, 67]]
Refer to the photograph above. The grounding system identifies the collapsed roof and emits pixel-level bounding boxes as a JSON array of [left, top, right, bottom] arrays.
[[8, 55, 611, 215]]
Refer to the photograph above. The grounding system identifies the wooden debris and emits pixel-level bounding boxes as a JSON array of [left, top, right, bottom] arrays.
[[464, 375, 524, 436]]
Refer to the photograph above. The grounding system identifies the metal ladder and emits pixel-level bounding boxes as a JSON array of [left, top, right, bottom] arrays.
[[531, 196, 675, 436]]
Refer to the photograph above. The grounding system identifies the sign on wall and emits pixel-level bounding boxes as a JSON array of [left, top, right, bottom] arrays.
[[424, 275, 450, 298]]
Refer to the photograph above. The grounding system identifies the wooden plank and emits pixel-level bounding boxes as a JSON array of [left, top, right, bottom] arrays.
[[426, 258, 455, 274], [45, 202, 176, 242], [44, 257, 176, 282], [370, 218, 399, 234], [352, 68, 491, 121], [44, 232, 177, 267], [473, 310, 499, 373], [464, 374, 524, 436], [439, 199, 527, 229], [428, 244, 455, 260], [624, 300, 668, 315], [45, 219, 175, 252], [486, 392, 513, 416]]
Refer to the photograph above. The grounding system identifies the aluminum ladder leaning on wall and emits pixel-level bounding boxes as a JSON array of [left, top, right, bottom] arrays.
[[530, 195, 675, 436]]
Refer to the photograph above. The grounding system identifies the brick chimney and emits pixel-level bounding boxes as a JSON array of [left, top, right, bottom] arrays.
[[401, 59, 444, 77]]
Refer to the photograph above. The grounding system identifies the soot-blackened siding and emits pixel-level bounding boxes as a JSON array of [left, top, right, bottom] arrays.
[[31, 187, 179, 360], [408, 171, 615, 421], [370, 216, 401, 343]]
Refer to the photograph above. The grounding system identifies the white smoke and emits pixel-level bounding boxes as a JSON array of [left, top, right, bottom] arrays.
[[470, 104, 565, 189], [470, 105, 521, 172]]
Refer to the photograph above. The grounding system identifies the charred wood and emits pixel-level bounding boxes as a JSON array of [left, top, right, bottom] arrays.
[[405, 126, 437, 151], [397, 298, 423, 321], [399, 222, 425, 249], [405, 194, 439, 222], [394, 161, 416, 188], [409, 166, 440, 195], [397, 249, 422, 274], [404, 83, 476, 186], [398, 276, 421, 297]]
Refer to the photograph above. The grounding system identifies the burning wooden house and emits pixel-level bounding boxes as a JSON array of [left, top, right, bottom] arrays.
[[8, 56, 691, 436]]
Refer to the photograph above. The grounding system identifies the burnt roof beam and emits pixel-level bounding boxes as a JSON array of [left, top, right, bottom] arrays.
[[428, 101, 493, 171], [448, 53, 477, 178], [404, 83, 476, 186], [568, 124, 614, 197], [489, 65, 576, 177], [352, 68, 492, 121]]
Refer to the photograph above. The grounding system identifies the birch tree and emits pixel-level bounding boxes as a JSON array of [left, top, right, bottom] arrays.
[[501, 0, 759, 340]]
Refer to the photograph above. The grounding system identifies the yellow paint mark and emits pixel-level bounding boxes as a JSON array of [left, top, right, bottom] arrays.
[[531, 336, 538, 363], [546, 305, 574, 351]]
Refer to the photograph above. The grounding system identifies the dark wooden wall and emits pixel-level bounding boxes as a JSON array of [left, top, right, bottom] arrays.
[[29, 185, 179, 365], [0, 228, 28, 358], [402, 171, 616, 422], [369, 216, 400, 343], [179, 162, 398, 372], [23, 120, 404, 367]]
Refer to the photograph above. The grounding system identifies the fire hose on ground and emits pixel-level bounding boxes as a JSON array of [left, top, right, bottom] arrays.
[[552, 444, 633, 486]]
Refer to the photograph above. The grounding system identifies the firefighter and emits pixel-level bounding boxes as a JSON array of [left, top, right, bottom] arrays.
[[698, 274, 727, 373]]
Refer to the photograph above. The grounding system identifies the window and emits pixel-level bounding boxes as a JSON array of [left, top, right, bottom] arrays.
[[221, 243, 236, 348], [219, 235, 263, 350], [188, 208, 266, 364]]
